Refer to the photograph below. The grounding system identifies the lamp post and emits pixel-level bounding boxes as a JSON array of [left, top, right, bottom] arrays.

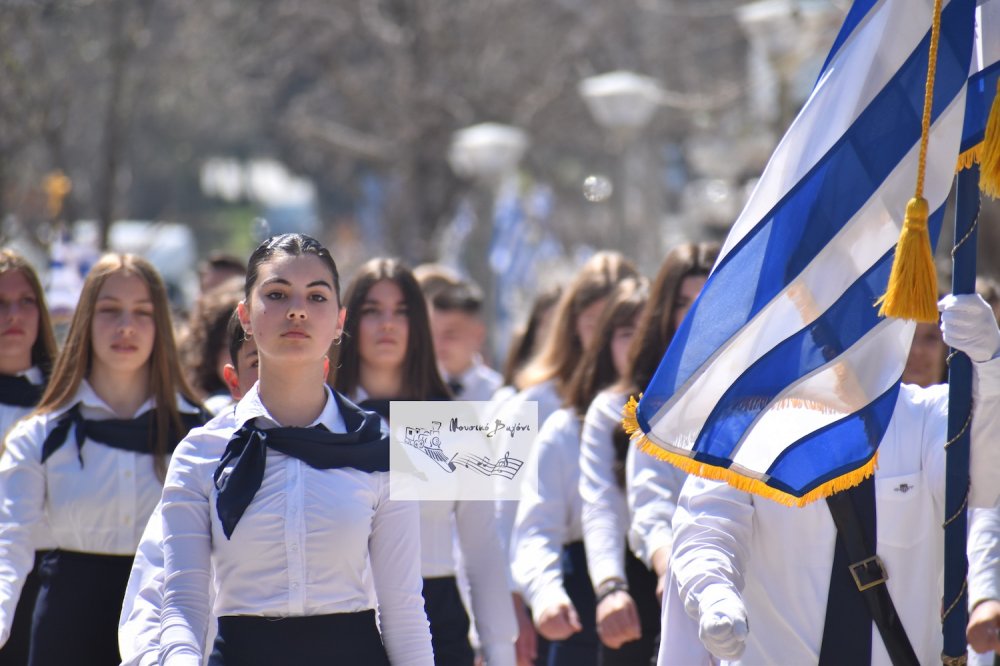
[[578, 71, 663, 269], [447, 122, 529, 362]]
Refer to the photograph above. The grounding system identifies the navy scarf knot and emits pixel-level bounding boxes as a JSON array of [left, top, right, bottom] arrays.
[[41, 403, 208, 465], [214, 392, 388, 539], [0, 374, 44, 408]]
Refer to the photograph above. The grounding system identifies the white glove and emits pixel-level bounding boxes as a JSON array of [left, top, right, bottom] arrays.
[[939, 294, 1000, 363], [697, 585, 749, 660]]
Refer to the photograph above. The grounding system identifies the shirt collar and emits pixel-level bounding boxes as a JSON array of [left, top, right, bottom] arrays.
[[21, 367, 44, 385], [235, 382, 344, 433], [68, 380, 157, 418]]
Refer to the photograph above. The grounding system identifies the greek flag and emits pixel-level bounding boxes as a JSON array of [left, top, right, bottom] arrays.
[[629, 0, 999, 505]]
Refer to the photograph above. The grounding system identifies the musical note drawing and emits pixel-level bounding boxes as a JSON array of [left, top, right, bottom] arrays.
[[452, 451, 524, 480], [403, 422, 456, 473]]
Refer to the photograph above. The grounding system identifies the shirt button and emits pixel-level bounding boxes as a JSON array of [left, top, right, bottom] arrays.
[[122, 515, 132, 525], [124, 470, 133, 479], [291, 583, 299, 589], [290, 543, 299, 551]]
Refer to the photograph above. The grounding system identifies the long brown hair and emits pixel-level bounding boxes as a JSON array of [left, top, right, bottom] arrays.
[[565, 277, 649, 417], [501, 285, 563, 388], [335, 258, 450, 401], [0, 250, 58, 380], [515, 251, 638, 396], [35, 254, 201, 477], [620, 242, 718, 396], [180, 277, 243, 398]]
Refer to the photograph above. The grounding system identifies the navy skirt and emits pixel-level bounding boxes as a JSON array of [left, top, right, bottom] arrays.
[[209, 610, 390, 665], [544, 540, 599, 666], [599, 549, 660, 666], [0, 551, 47, 666], [423, 576, 475, 666], [28, 549, 134, 666]]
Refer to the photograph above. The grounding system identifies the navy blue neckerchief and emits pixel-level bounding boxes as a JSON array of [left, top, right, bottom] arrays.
[[213, 391, 388, 539], [0, 374, 44, 408], [40, 403, 209, 464]]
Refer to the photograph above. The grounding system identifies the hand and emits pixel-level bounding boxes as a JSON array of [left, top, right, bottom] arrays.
[[939, 294, 1000, 362], [536, 599, 582, 641], [651, 547, 669, 606], [656, 573, 666, 605], [512, 593, 537, 666], [697, 585, 748, 660], [968, 599, 1000, 655], [596, 590, 642, 649]]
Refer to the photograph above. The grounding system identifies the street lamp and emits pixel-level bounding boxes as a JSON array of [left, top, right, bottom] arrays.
[[578, 71, 663, 269], [447, 122, 529, 362]]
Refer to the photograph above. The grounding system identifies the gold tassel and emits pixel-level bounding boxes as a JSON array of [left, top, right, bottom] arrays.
[[876, 0, 942, 322], [876, 197, 939, 322], [621, 394, 641, 436], [635, 435, 879, 507], [981, 79, 1000, 198]]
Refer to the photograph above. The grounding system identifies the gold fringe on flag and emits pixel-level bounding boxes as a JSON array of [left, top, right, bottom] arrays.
[[621, 394, 878, 507], [633, 434, 879, 508], [955, 80, 1000, 199]]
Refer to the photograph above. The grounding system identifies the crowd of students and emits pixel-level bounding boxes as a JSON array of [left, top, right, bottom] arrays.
[[1, 234, 1000, 666]]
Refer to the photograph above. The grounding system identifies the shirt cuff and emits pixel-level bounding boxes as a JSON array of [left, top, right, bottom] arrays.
[[482, 641, 517, 666], [973, 355, 1000, 399], [527, 585, 573, 620]]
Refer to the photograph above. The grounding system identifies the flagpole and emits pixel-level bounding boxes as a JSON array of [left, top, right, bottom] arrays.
[[942, 163, 979, 664]]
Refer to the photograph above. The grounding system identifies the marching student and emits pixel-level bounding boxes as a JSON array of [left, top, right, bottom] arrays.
[[579, 242, 716, 664], [157, 235, 433, 665], [0, 250, 58, 666], [511, 277, 647, 666], [496, 251, 638, 663], [667, 293, 1000, 664], [334, 257, 517, 666], [179, 278, 245, 414], [119, 311, 258, 666], [420, 276, 502, 401], [0, 253, 206, 666]]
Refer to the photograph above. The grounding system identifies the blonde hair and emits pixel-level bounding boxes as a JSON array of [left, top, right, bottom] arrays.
[[515, 251, 638, 396], [0, 250, 58, 379], [35, 254, 200, 477]]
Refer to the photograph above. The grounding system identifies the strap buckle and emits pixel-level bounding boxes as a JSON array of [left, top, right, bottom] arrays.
[[849, 555, 888, 591]]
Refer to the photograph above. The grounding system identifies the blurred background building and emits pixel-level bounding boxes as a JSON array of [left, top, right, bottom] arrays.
[[1, 0, 995, 357]]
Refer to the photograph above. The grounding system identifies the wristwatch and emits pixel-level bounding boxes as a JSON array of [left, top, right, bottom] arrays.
[[595, 577, 629, 604]]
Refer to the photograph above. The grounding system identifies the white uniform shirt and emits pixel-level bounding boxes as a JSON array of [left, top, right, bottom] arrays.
[[447, 360, 503, 402], [625, 435, 688, 567], [579, 389, 632, 588], [511, 407, 584, 614], [118, 408, 236, 666], [351, 388, 518, 665], [494, 379, 564, 575], [0, 367, 44, 447], [667, 361, 1000, 666], [0, 381, 201, 646], [0, 367, 55, 554], [968, 506, 1000, 666], [158, 384, 433, 666]]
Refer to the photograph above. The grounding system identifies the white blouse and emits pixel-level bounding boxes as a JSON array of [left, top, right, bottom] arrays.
[[510, 407, 584, 615], [158, 384, 433, 666], [351, 387, 517, 666], [578, 389, 632, 589], [0, 367, 44, 446], [0, 381, 201, 647], [118, 408, 236, 666]]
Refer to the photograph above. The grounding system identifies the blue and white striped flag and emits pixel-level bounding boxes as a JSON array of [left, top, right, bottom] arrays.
[[629, 0, 999, 506]]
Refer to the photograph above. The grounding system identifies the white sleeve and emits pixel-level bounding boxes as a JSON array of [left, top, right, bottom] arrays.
[[579, 393, 629, 588], [493, 392, 528, 592], [455, 500, 517, 666], [671, 476, 754, 620], [626, 442, 686, 569], [0, 418, 46, 647], [511, 413, 573, 614], [371, 486, 434, 666], [969, 356, 1000, 508], [159, 439, 214, 666], [968, 507, 1000, 609], [119, 504, 167, 666]]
